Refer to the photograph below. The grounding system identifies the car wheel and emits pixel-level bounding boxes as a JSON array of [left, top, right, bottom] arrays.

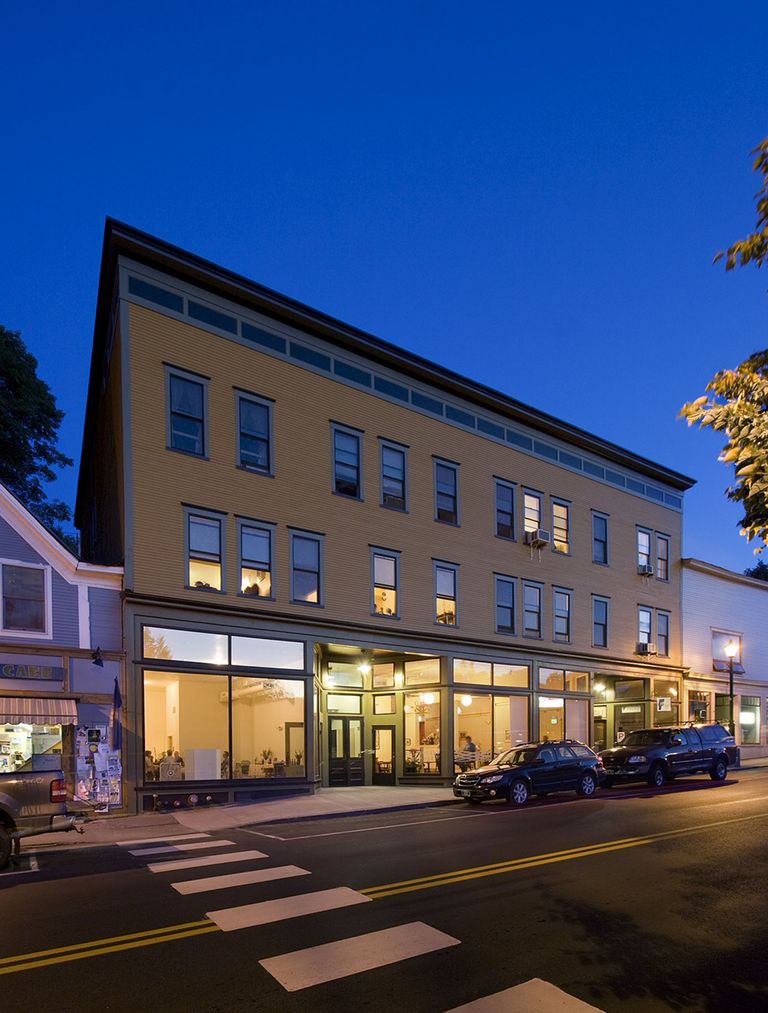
[[709, 757, 728, 781], [577, 772, 597, 797], [647, 763, 666, 788], [508, 779, 530, 806], [0, 826, 12, 872]]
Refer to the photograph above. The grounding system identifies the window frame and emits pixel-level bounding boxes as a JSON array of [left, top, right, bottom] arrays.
[[494, 573, 516, 635], [0, 559, 53, 639], [553, 586, 572, 643], [592, 595, 609, 649], [522, 580, 543, 639], [289, 529, 324, 607], [184, 506, 226, 593], [711, 629, 744, 672], [592, 511, 609, 566], [494, 479, 516, 541], [235, 389, 274, 476], [331, 422, 364, 500], [379, 438, 408, 512], [551, 499, 571, 554], [433, 458, 460, 526], [523, 490, 542, 534], [434, 559, 459, 626], [370, 546, 400, 619], [655, 533, 670, 582], [657, 610, 670, 657], [637, 527, 652, 568], [165, 364, 209, 459], [638, 606, 653, 646], [236, 517, 275, 600]]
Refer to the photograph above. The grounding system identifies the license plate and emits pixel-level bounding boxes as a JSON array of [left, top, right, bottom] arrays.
[[460, 790, 471, 797]]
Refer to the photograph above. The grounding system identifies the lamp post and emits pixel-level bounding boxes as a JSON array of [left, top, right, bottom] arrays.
[[723, 640, 738, 738]]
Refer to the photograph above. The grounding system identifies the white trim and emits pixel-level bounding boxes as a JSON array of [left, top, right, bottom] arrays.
[[78, 583, 90, 649], [0, 558, 53, 640]]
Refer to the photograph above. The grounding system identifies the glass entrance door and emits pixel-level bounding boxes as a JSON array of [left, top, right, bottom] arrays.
[[328, 717, 364, 786], [372, 726, 396, 785]]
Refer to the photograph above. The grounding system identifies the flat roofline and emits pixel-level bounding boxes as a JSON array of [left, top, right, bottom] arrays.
[[76, 218, 695, 524]]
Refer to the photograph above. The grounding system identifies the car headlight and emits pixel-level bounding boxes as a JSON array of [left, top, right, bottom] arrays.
[[481, 774, 504, 784], [627, 755, 647, 764]]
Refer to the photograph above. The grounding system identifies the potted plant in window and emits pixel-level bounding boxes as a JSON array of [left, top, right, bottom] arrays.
[[285, 750, 304, 777]]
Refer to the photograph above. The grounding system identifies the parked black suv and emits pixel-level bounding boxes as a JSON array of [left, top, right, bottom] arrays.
[[599, 723, 739, 788], [453, 740, 605, 806]]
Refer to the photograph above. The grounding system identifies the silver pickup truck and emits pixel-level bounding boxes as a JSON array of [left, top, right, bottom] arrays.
[[0, 770, 79, 870]]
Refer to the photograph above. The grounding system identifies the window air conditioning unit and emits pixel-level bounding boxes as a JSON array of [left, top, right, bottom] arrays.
[[638, 564, 655, 576], [636, 641, 658, 656], [525, 529, 551, 548]]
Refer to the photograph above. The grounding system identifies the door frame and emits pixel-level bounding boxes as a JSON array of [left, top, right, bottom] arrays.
[[372, 725, 396, 786], [328, 716, 365, 787]]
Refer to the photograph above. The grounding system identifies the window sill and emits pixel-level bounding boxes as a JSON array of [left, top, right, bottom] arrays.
[[185, 585, 226, 594], [495, 534, 516, 543], [238, 594, 276, 602], [495, 628, 516, 636], [435, 621, 458, 629], [332, 490, 364, 502], [236, 465, 274, 478], [167, 446, 209, 461], [372, 612, 401, 621], [381, 503, 408, 514], [291, 600, 324, 608]]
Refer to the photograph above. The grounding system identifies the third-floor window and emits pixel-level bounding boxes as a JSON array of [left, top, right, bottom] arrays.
[[523, 492, 541, 533], [332, 425, 362, 499], [167, 368, 207, 456], [495, 481, 515, 539], [380, 440, 407, 511], [656, 534, 670, 581], [434, 460, 459, 525], [237, 392, 272, 474]]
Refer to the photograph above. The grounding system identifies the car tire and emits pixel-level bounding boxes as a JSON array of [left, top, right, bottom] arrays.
[[508, 779, 530, 806], [577, 772, 597, 797], [709, 757, 728, 781], [0, 826, 12, 872], [647, 763, 667, 788]]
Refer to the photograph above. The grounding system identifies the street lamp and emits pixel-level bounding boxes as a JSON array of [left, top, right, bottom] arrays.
[[723, 640, 739, 737]]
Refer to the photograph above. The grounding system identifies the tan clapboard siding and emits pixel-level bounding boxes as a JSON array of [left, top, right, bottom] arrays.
[[126, 302, 683, 666]]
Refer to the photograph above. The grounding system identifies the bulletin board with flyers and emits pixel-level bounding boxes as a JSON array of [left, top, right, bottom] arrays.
[[75, 725, 122, 808]]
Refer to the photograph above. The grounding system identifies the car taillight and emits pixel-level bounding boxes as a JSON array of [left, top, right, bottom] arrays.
[[50, 779, 67, 803]]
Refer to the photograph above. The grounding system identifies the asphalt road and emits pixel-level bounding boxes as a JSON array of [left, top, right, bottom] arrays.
[[4, 771, 768, 1013]]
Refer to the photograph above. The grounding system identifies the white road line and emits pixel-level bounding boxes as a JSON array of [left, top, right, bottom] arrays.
[[172, 865, 310, 895], [207, 887, 371, 931], [148, 849, 268, 873], [128, 840, 235, 856], [116, 832, 211, 847], [445, 978, 605, 1011], [241, 811, 490, 842], [260, 921, 460, 991]]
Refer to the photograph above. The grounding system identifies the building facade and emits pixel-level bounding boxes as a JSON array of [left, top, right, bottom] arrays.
[[682, 558, 768, 758], [0, 482, 124, 809], [76, 220, 695, 812]]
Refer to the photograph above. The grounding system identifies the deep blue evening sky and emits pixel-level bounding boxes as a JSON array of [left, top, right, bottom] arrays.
[[2, 3, 766, 570]]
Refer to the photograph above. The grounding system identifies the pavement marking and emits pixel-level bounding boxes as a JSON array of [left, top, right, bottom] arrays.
[[0, 919, 220, 975], [128, 839, 235, 856], [172, 864, 310, 895], [147, 849, 268, 873], [445, 978, 605, 1012], [362, 810, 768, 899], [116, 832, 211, 846], [206, 886, 371, 931], [241, 810, 492, 841], [259, 921, 460, 991]]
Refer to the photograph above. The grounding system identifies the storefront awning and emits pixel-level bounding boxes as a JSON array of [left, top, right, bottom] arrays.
[[0, 697, 78, 725]]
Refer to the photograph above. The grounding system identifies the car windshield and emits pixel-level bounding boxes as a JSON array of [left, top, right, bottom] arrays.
[[491, 747, 538, 766], [623, 730, 669, 747]]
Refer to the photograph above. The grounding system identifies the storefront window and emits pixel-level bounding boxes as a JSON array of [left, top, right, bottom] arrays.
[[373, 663, 395, 688], [0, 723, 62, 772], [143, 627, 228, 665], [325, 663, 364, 689], [715, 694, 731, 727], [232, 677, 305, 777], [404, 691, 440, 774], [455, 693, 492, 769], [565, 671, 589, 692], [374, 694, 396, 715], [144, 671, 229, 781], [453, 659, 491, 685], [739, 696, 760, 745], [492, 696, 528, 755], [405, 658, 440, 686], [539, 668, 564, 691], [653, 677, 680, 727], [494, 664, 528, 688], [538, 697, 564, 739], [327, 694, 362, 714], [565, 699, 589, 742], [231, 636, 304, 670], [688, 691, 710, 722]]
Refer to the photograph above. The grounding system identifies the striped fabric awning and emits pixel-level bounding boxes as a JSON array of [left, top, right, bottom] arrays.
[[0, 697, 78, 725]]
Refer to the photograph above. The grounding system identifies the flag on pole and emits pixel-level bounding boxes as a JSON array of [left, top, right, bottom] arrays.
[[111, 676, 123, 751]]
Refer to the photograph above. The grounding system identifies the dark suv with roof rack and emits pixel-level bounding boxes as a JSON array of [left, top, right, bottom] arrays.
[[599, 723, 739, 788]]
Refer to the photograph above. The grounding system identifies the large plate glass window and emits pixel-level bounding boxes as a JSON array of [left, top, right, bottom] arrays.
[[404, 691, 440, 774], [187, 511, 223, 590], [493, 664, 528, 688], [539, 696, 564, 739], [372, 549, 399, 617], [455, 693, 491, 769], [435, 562, 458, 625], [232, 678, 305, 777], [237, 392, 272, 473], [453, 659, 492, 685], [144, 671, 229, 780], [1, 562, 47, 633], [495, 481, 515, 539], [332, 424, 362, 498], [167, 367, 207, 456], [434, 460, 459, 524], [495, 574, 515, 634], [493, 696, 528, 754], [291, 532, 323, 605], [380, 440, 407, 510], [238, 522, 273, 598]]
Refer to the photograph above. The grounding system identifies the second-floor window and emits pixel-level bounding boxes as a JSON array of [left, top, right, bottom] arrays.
[[523, 582, 542, 637], [237, 393, 272, 473], [553, 588, 571, 642], [552, 502, 570, 553], [657, 611, 670, 656], [712, 631, 743, 672], [187, 513, 222, 590], [380, 441, 407, 510], [495, 575, 515, 633], [495, 481, 515, 539], [656, 534, 670, 581], [592, 513, 608, 564], [638, 607, 653, 645], [239, 523, 273, 597], [291, 533, 323, 605], [592, 596, 609, 648], [1, 562, 47, 634], [435, 563, 458, 625], [372, 550, 399, 617], [434, 461, 459, 524], [523, 492, 541, 533], [332, 425, 362, 499], [168, 368, 207, 456], [637, 529, 652, 569]]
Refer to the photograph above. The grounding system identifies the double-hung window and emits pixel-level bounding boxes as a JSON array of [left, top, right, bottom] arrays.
[[0, 561, 48, 634], [592, 596, 609, 648], [371, 549, 399, 617], [187, 511, 223, 590], [495, 481, 515, 539], [637, 529, 652, 569], [522, 581, 542, 637], [553, 588, 572, 642], [523, 492, 541, 533], [495, 575, 515, 634], [434, 460, 459, 524], [167, 367, 207, 456], [552, 501, 570, 553], [657, 611, 670, 657], [380, 440, 407, 510], [592, 512, 609, 565], [236, 392, 272, 474], [291, 532, 323, 605], [332, 424, 362, 499], [238, 521, 273, 598], [638, 607, 653, 646], [656, 534, 670, 581], [434, 562, 458, 625]]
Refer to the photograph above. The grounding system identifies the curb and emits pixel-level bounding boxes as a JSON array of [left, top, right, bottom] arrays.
[[239, 796, 464, 829]]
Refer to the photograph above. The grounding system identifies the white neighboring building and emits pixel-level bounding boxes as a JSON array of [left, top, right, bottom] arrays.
[[682, 558, 768, 759]]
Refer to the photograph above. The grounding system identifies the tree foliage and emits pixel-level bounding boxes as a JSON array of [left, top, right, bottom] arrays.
[[0, 324, 76, 550], [744, 559, 768, 581], [680, 140, 768, 553]]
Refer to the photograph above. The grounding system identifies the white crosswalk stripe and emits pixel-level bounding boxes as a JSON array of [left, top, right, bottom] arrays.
[[207, 886, 371, 931], [171, 864, 310, 895], [147, 849, 269, 873], [259, 922, 460, 991], [444, 979, 605, 1012], [128, 840, 235, 857], [116, 832, 211, 847]]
